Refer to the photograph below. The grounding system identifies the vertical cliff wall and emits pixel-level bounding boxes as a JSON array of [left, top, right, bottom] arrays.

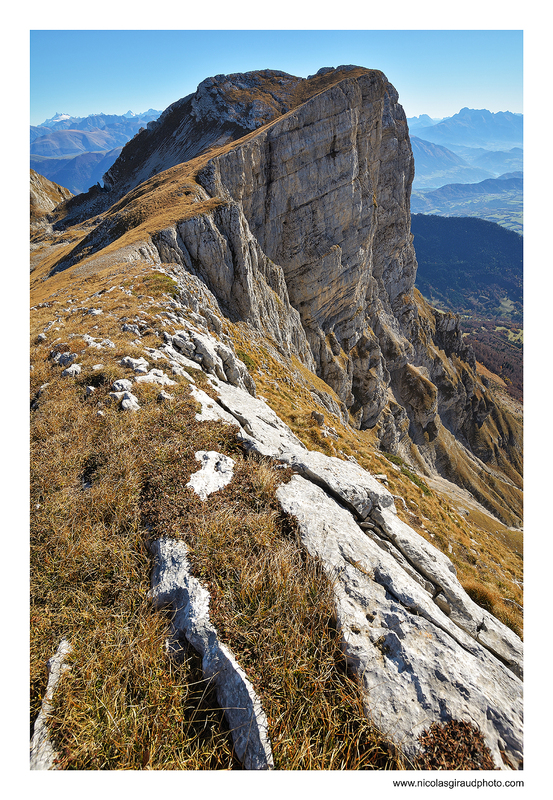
[[51, 66, 522, 525]]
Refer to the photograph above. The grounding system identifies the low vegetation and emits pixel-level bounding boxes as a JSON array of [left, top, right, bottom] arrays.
[[414, 720, 496, 771], [30, 249, 522, 769], [30, 265, 405, 769]]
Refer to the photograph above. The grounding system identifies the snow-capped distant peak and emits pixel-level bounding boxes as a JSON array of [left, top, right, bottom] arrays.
[[123, 110, 136, 118], [40, 112, 73, 126]]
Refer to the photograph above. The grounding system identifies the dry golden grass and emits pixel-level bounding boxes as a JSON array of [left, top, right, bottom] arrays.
[[30, 271, 404, 769], [30, 235, 522, 769]]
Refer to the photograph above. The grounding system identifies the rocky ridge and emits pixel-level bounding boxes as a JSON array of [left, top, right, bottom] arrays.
[[30, 65, 524, 769], [48, 66, 522, 527], [30, 169, 73, 234], [29, 290, 523, 769]]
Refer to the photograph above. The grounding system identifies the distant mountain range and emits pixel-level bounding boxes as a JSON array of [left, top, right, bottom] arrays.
[[408, 107, 522, 196], [410, 107, 522, 150], [29, 109, 161, 194], [411, 172, 523, 234], [30, 105, 523, 202]]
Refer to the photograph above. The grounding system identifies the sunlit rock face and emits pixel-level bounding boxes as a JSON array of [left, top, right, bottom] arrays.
[[57, 65, 522, 524]]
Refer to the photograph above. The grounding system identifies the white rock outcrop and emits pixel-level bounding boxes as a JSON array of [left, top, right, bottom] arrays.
[[277, 476, 522, 769], [186, 450, 235, 501], [149, 538, 274, 770], [134, 368, 177, 387], [109, 390, 141, 411], [181, 375, 523, 769], [30, 639, 72, 770]]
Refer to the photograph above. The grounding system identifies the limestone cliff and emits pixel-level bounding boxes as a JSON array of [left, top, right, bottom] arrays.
[[30, 169, 73, 234], [30, 65, 525, 772], [51, 65, 522, 525]]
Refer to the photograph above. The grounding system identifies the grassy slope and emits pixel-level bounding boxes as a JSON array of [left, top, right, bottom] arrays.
[[30, 234, 522, 768]]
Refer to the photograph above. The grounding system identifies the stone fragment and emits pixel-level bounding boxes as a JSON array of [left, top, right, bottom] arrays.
[[111, 378, 134, 392], [61, 363, 81, 377], [54, 351, 77, 367], [134, 368, 176, 387], [109, 390, 141, 411], [186, 450, 235, 500], [149, 538, 274, 769], [121, 323, 141, 335], [120, 355, 149, 373], [169, 362, 195, 380], [30, 639, 72, 770]]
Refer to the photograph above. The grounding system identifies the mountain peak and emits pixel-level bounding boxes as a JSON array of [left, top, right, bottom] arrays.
[[30, 64, 523, 771]]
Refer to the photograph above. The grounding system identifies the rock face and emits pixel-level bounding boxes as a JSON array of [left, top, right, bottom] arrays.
[[178, 359, 523, 770], [30, 169, 73, 232], [64, 65, 520, 523]]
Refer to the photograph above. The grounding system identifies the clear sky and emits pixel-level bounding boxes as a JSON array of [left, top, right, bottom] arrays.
[[30, 29, 523, 126]]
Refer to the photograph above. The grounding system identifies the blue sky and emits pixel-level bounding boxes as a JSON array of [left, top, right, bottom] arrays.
[[30, 29, 523, 126]]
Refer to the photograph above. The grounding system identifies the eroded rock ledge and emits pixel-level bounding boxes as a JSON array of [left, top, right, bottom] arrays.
[[177, 331, 522, 770], [149, 538, 274, 770]]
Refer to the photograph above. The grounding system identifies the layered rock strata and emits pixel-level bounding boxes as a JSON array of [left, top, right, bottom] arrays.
[[48, 65, 521, 530], [175, 335, 523, 769]]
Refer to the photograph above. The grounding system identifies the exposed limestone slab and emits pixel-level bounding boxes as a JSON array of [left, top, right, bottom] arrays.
[[210, 378, 307, 458], [186, 450, 235, 500], [134, 368, 177, 387], [281, 448, 396, 520], [211, 379, 395, 520], [30, 639, 72, 770], [276, 475, 523, 770], [371, 505, 523, 678], [149, 537, 274, 769], [189, 385, 238, 425]]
